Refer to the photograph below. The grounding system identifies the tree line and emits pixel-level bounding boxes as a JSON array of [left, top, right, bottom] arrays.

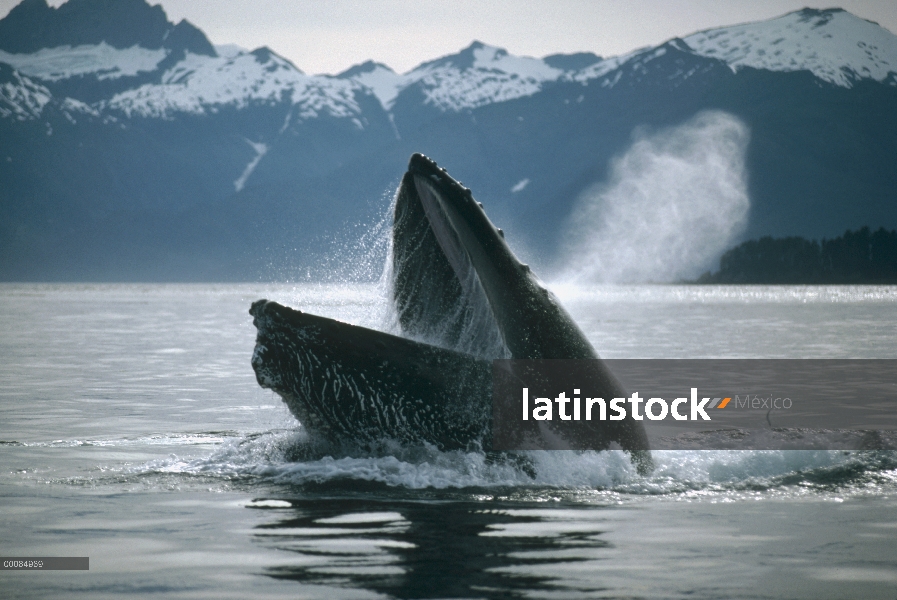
[[697, 227, 897, 283]]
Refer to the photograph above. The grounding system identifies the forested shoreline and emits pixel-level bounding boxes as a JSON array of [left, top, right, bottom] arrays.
[[697, 227, 897, 283]]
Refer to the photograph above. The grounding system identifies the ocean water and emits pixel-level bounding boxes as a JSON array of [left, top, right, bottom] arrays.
[[1, 283, 896, 599]]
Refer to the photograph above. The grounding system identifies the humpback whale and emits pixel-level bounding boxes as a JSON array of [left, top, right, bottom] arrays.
[[250, 153, 652, 473]]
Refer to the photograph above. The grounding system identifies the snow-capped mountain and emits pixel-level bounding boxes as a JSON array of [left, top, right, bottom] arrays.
[[337, 60, 405, 109], [335, 8, 897, 114], [343, 41, 566, 112], [1, 1, 896, 281], [0, 0, 372, 123], [683, 8, 897, 88], [104, 47, 367, 120], [2, 4, 895, 123]]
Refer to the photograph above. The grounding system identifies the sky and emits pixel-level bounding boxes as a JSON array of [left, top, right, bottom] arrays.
[[1, 0, 896, 75]]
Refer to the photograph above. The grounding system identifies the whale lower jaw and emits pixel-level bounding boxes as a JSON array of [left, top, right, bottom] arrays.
[[250, 299, 493, 451]]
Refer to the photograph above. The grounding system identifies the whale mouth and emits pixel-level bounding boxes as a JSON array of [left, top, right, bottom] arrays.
[[249, 154, 653, 473]]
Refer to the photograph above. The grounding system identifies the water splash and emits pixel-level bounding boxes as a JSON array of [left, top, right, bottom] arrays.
[[320, 191, 396, 286], [131, 430, 897, 497], [559, 111, 751, 283]]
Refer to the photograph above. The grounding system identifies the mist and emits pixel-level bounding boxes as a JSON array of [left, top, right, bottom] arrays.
[[557, 111, 751, 283]]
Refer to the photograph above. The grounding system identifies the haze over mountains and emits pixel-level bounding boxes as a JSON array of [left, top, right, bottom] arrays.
[[1, 0, 895, 281]]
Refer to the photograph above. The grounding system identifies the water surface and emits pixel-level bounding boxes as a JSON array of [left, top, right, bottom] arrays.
[[1, 283, 896, 599]]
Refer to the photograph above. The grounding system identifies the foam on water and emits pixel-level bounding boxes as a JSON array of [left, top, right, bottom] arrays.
[[130, 430, 897, 499]]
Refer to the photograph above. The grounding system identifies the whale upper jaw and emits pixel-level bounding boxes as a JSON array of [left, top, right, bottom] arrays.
[[397, 153, 597, 361]]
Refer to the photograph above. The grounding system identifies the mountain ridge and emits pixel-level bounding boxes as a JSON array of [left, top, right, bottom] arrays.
[[2, 3, 895, 121], [0, 0, 215, 56]]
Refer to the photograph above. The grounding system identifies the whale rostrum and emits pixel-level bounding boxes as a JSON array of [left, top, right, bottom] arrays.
[[250, 153, 653, 473]]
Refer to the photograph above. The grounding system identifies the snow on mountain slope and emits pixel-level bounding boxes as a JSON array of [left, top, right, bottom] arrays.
[[337, 61, 407, 111], [340, 42, 565, 112], [572, 48, 646, 84], [683, 8, 897, 87], [395, 41, 566, 112], [407, 42, 563, 111], [0, 63, 51, 120], [105, 47, 366, 119], [59, 96, 100, 118], [0, 42, 167, 82]]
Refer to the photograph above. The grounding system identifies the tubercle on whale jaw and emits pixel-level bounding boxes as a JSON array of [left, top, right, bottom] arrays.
[[408, 153, 522, 270], [410, 153, 473, 199]]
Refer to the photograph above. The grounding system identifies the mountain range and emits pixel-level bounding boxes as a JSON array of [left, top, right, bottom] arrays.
[[1, 0, 896, 281]]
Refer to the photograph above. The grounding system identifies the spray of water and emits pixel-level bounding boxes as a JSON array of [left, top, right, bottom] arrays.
[[558, 111, 751, 283], [316, 189, 397, 285]]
